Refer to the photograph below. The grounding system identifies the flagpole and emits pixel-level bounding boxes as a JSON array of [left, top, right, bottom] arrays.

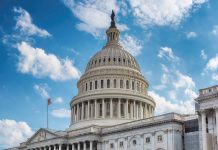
[[47, 99, 48, 129]]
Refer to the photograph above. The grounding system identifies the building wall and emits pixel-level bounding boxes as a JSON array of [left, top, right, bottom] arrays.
[[101, 123, 183, 150], [184, 131, 199, 150]]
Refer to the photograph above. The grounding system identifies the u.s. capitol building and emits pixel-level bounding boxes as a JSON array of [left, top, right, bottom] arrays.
[[10, 12, 218, 150]]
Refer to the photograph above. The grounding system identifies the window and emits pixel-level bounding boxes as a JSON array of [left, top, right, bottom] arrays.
[[113, 58, 116, 62], [126, 80, 129, 89], [110, 143, 114, 148], [120, 80, 123, 88], [137, 82, 140, 91], [157, 135, 163, 142], [113, 100, 117, 117], [106, 102, 110, 117], [132, 81, 135, 90], [146, 137, 150, 143], [95, 80, 98, 89], [133, 140, 137, 145], [99, 103, 102, 117], [119, 142, 123, 147], [121, 102, 125, 117], [113, 79, 116, 88], [86, 83, 88, 91], [107, 79, 110, 88], [101, 80, 104, 88], [90, 82, 92, 90]]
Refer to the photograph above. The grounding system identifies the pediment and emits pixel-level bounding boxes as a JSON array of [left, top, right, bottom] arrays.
[[27, 128, 58, 143]]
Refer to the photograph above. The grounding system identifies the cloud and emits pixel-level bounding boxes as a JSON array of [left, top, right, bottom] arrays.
[[149, 91, 195, 115], [14, 7, 51, 37], [129, 0, 207, 28], [62, 0, 128, 37], [16, 41, 81, 81], [186, 31, 197, 39], [51, 108, 70, 118], [158, 47, 179, 62], [205, 54, 218, 71], [173, 71, 195, 89], [212, 73, 218, 81], [34, 83, 49, 98], [120, 34, 142, 56], [54, 97, 64, 104], [200, 49, 207, 60], [212, 25, 218, 35], [0, 119, 33, 148]]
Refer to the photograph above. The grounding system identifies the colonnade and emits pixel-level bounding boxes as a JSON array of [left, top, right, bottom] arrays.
[[200, 108, 218, 150], [28, 141, 96, 150], [72, 98, 154, 123]]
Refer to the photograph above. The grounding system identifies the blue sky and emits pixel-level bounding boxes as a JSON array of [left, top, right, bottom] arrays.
[[1, 0, 218, 148]]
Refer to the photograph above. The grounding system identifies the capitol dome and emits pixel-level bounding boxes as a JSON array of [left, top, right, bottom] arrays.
[[69, 11, 155, 130]]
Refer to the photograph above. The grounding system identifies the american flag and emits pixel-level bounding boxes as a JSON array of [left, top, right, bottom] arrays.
[[47, 98, 52, 105]]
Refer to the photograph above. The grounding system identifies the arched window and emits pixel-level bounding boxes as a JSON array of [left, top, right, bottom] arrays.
[[113, 57, 116, 62], [132, 81, 135, 90], [113, 79, 116, 88], [126, 80, 129, 89], [107, 79, 110, 88], [133, 140, 137, 145], [101, 80, 104, 88], [120, 80, 123, 88], [95, 80, 98, 89], [90, 82, 92, 90], [108, 57, 111, 62], [86, 83, 88, 91]]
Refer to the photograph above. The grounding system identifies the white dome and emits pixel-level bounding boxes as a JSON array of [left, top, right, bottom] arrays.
[[85, 44, 140, 72]]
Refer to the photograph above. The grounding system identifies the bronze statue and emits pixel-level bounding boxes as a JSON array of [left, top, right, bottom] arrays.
[[110, 10, 116, 28]]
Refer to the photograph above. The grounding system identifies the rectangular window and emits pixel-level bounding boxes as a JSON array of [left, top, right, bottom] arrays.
[[120, 80, 123, 88], [101, 80, 104, 88], [110, 143, 114, 148], [106, 102, 110, 117], [157, 135, 163, 142], [146, 137, 150, 143], [119, 142, 123, 147], [90, 82, 92, 90], [132, 81, 135, 90], [99, 103, 102, 117], [95, 80, 97, 89], [121, 102, 125, 117]]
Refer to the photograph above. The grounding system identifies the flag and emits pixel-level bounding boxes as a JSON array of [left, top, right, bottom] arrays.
[[47, 98, 52, 105]]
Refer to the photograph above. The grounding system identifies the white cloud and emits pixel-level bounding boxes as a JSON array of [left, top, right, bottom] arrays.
[[54, 97, 64, 104], [34, 83, 49, 98], [51, 108, 71, 118], [200, 49, 207, 60], [149, 91, 195, 115], [173, 71, 195, 89], [17, 41, 81, 81], [158, 47, 179, 62], [120, 34, 142, 56], [14, 7, 51, 37], [129, 0, 207, 28], [212, 25, 218, 35], [0, 119, 33, 148], [205, 54, 218, 71], [186, 31, 197, 39], [212, 73, 218, 81], [62, 0, 127, 37]]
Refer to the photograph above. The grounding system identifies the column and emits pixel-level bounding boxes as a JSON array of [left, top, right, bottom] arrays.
[[77, 103, 80, 121], [215, 108, 218, 143], [118, 98, 121, 118], [140, 102, 143, 119], [82, 102, 84, 120], [90, 141, 93, 150], [133, 100, 136, 119], [84, 142, 86, 150], [126, 99, 129, 118], [88, 100, 90, 119], [102, 99, 105, 118], [72, 144, 74, 150], [59, 144, 61, 150], [131, 102, 133, 119], [95, 99, 97, 118], [90, 101, 93, 118], [49, 145, 51, 150], [110, 98, 113, 118], [201, 111, 207, 150], [66, 144, 69, 150], [78, 143, 80, 150]]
